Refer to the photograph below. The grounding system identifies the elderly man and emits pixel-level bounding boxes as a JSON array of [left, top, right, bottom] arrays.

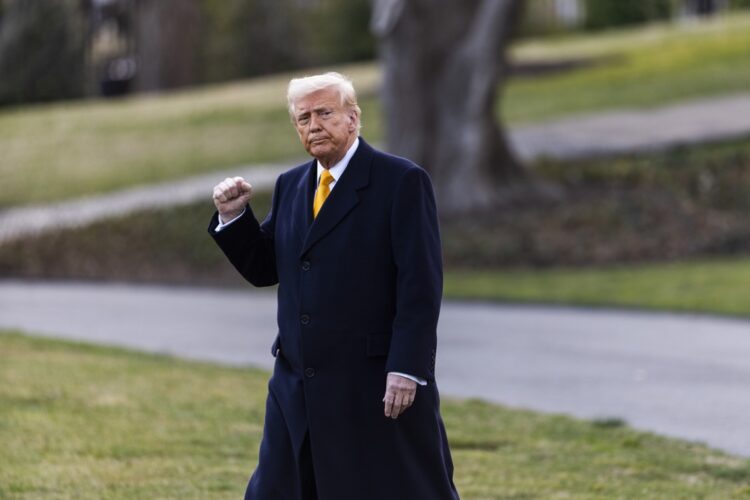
[[209, 72, 459, 500]]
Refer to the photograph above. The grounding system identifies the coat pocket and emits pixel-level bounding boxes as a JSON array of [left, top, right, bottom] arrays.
[[366, 333, 392, 358]]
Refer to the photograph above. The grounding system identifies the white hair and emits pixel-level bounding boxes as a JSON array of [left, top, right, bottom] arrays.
[[287, 72, 362, 133]]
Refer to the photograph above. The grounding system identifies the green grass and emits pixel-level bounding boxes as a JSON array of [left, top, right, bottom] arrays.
[[0, 332, 267, 499], [445, 258, 750, 316], [504, 13, 750, 123], [0, 63, 382, 208], [2, 12, 750, 207], [3, 332, 750, 499]]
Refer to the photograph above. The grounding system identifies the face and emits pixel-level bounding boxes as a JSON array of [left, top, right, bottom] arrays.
[[292, 87, 359, 167]]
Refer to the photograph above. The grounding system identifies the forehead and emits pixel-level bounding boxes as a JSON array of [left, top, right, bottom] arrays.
[[294, 87, 342, 113]]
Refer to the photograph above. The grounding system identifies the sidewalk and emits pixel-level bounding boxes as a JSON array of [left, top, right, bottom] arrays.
[[509, 93, 750, 159], [0, 163, 288, 244]]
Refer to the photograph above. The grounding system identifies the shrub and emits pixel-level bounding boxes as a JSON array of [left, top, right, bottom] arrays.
[[584, 0, 673, 30], [0, 0, 86, 105]]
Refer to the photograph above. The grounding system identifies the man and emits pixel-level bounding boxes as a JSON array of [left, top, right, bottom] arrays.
[[209, 72, 459, 500]]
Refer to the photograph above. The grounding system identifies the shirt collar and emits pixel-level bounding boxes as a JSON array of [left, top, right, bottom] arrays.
[[316, 137, 360, 185]]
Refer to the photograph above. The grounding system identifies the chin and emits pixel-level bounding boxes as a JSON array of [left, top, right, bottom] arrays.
[[310, 146, 332, 157]]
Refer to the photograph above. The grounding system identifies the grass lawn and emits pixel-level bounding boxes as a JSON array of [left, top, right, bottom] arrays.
[[2, 12, 750, 207], [504, 12, 750, 123], [0, 64, 381, 209], [445, 258, 750, 317], [3, 332, 750, 499]]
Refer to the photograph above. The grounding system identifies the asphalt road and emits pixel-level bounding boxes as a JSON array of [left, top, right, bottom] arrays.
[[2, 281, 750, 456]]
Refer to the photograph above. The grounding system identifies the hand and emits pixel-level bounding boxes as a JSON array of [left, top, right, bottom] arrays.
[[383, 373, 417, 419], [213, 176, 253, 223]]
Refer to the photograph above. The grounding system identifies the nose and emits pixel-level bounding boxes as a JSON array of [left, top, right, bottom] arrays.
[[308, 114, 322, 132]]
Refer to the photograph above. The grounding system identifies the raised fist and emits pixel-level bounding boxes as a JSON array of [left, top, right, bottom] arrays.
[[213, 176, 253, 223]]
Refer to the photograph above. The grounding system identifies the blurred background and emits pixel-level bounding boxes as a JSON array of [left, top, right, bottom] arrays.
[[4, 1, 750, 497], [2, 0, 750, 314]]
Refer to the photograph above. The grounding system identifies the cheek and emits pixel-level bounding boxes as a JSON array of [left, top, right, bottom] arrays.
[[332, 122, 349, 137]]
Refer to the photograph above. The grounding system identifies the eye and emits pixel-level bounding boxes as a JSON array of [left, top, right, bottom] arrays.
[[297, 115, 310, 125]]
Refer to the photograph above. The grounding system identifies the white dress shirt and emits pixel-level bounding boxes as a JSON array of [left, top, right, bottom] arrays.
[[215, 137, 426, 386]]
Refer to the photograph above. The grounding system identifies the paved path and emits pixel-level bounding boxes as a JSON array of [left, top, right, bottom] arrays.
[[0, 163, 289, 244], [509, 93, 750, 160], [4, 93, 750, 244], [2, 280, 750, 457]]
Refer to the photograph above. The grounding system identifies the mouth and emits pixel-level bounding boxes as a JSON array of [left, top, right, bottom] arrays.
[[310, 137, 328, 145]]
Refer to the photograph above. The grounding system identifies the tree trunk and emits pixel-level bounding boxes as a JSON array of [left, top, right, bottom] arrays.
[[133, 0, 201, 92], [372, 0, 526, 214]]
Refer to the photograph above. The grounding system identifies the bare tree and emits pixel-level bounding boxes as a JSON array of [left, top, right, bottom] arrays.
[[372, 0, 526, 214]]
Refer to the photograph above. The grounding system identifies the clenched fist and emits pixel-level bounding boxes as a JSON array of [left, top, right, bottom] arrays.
[[213, 176, 253, 223]]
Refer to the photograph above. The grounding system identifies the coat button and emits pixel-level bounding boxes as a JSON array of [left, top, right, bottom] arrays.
[[301, 260, 311, 271], [305, 367, 315, 378], [300, 314, 310, 325]]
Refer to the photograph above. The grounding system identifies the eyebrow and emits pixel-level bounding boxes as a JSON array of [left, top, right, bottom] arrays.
[[296, 106, 334, 119]]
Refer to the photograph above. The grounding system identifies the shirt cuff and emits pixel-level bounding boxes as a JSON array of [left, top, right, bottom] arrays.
[[214, 209, 246, 232], [389, 371, 427, 386]]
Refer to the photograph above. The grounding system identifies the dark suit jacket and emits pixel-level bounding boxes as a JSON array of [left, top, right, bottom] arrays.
[[209, 139, 458, 499]]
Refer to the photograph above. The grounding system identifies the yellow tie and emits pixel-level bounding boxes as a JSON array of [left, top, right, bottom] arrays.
[[313, 169, 335, 219]]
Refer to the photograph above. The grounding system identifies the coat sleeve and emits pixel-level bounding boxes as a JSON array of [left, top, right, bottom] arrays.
[[385, 166, 443, 381], [207, 176, 281, 287]]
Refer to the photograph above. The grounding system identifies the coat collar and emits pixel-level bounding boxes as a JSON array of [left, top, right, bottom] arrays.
[[298, 138, 374, 257]]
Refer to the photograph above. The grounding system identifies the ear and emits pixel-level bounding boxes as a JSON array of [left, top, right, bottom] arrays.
[[348, 110, 359, 132]]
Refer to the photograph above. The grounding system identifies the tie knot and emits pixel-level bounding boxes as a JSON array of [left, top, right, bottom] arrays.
[[320, 169, 334, 187]]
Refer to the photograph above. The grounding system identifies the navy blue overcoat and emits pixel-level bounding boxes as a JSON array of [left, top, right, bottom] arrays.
[[209, 139, 459, 499]]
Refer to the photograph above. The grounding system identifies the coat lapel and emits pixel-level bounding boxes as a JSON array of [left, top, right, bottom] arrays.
[[291, 159, 317, 242], [299, 139, 374, 257]]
